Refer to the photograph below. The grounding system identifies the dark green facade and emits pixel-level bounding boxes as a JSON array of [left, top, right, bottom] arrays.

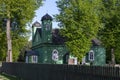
[[32, 44, 67, 64], [92, 46, 106, 66], [31, 14, 68, 64], [86, 46, 106, 66]]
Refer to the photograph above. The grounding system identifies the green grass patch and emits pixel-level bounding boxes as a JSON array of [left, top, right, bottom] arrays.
[[0, 73, 19, 80]]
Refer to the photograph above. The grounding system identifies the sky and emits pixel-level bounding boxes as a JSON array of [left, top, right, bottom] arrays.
[[32, 0, 59, 28]]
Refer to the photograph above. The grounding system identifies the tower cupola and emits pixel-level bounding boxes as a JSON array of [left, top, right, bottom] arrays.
[[32, 21, 41, 27], [41, 13, 53, 21]]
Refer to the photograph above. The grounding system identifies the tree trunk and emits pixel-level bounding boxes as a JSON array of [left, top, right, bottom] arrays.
[[6, 18, 12, 62], [111, 48, 115, 65]]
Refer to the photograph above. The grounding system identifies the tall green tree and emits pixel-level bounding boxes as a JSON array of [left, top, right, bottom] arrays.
[[0, 30, 6, 61], [98, 0, 120, 64], [17, 41, 32, 62], [0, 16, 31, 61], [0, 0, 42, 62], [55, 0, 102, 61]]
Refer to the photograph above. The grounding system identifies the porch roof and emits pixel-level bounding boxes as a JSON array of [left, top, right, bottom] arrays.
[[25, 50, 39, 56]]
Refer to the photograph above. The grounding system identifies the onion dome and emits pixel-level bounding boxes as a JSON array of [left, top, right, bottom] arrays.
[[32, 21, 41, 27], [41, 13, 53, 21]]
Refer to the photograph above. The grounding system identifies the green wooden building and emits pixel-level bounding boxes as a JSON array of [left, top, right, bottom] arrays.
[[84, 39, 106, 66], [26, 14, 68, 64], [26, 13, 106, 66]]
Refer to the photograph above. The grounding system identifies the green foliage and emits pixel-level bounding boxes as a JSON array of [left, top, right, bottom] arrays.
[[0, 0, 42, 61], [17, 41, 32, 62], [0, 32, 7, 61], [0, 73, 18, 80], [98, 0, 120, 63], [12, 36, 29, 62], [0, 0, 42, 19], [56, 0, 102, 61], [115, 48, 120, 64]]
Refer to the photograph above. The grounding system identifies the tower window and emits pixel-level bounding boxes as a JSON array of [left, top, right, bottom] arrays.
[[46, 24, 50, 30]]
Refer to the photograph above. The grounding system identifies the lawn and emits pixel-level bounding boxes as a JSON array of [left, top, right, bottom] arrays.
[[0, 61, 19, 80], [0, 73, 18, 80]]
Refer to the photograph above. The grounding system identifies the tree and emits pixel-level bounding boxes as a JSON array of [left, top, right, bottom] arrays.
[[98, 0, 120, 64], [0, 16, 31, 61], [17, 41, 32, 62], [55, 0, 102, 61], [0, 30, 6, 61], [0, 0, 42, 62]]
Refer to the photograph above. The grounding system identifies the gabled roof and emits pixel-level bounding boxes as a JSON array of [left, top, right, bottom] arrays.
[[36, 28, 42, 36], [25, 50, 39, 56], [33, 28, 66, 45], [52, 29, 66, 44], [33, 28, 42, 42], [91, 38, 101, 46]]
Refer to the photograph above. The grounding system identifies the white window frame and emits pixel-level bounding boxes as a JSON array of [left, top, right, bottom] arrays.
[[88, 50, 94, 62], [52, 49, 59, 61], [31, 55, 38, 63], [26, 56, 28, 63]]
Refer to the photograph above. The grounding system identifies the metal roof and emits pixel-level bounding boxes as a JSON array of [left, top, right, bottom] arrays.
[[32, 21, 41, 27], [25, 50, 39, 56], [41, 13, 53, 21]]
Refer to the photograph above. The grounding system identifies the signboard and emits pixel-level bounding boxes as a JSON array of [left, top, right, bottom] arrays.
[[68, 57, 77, 65], [88, 50, 94, 62], [52, 49, 59, 61]]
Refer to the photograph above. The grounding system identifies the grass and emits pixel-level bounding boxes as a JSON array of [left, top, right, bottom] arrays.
[[0, 61, 18, 80], [0, 61, 20, 80], [0, 73, 19, 80]]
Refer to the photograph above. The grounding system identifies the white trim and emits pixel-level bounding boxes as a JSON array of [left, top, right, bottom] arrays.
[[31, 56, 38, 63], [25, 56, 28, 63], [88, 50, 94, 61], [52, 49, 59, 61]]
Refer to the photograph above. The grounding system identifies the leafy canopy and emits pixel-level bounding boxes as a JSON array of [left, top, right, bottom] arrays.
[[0, 0, 42, 61], [98, 0, 120, 63], [56, 0, 102, 61]]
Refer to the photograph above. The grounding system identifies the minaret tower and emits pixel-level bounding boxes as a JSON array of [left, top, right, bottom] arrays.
[[32, 21, 41, 42], [41, 13, 53, 43]]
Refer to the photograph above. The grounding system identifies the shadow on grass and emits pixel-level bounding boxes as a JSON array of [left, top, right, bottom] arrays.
[[0, 73, 20, 80]]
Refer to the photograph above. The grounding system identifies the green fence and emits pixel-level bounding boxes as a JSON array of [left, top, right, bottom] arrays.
[[1, 62, 120, 80]]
